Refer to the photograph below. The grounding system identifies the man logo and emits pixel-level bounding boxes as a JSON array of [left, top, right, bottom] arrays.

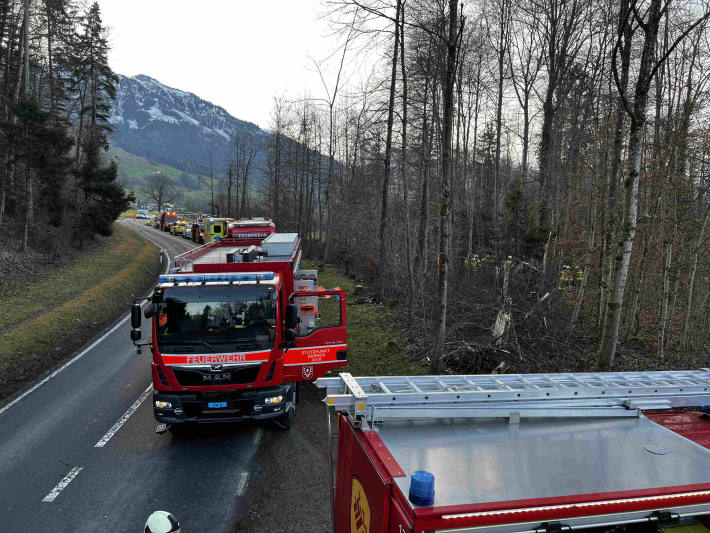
[[351, 477, 370, 533], [302, 366, 313, 379], [202, 373, 231, 383]]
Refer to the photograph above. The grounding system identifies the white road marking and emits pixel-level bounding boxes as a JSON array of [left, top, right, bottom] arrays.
[[94, 384, 153, 447], [235, 472, 250, 496], [0, 222, 186, 418], [252, 428, 263, 447], [0, 316, 130, 418], [42, 466, 83, 502]]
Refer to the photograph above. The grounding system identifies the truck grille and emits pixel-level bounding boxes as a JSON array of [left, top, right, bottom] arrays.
[[173, 365, 261, 386]]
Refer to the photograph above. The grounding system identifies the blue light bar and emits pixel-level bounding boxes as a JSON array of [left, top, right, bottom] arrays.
[[227, 272, 274, 282], [158, 272, 275, 285]]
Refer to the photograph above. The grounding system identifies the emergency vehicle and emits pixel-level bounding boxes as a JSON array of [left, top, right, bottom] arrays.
[[227, 217, 276, 241], [169, 219, 187, 236], [159, 211, 179, 231], [129, 231, 347, 430], [317, 370, 710, 533], [203, 217, 233, 242]]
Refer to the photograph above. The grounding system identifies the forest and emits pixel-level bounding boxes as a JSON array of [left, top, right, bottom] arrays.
[[3, 0, 710, 374], [210, 0, 710, 373], [0, 0, 132, 252]]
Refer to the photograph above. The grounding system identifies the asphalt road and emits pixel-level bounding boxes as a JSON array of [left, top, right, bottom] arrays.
[[0, 220, 269, 532]]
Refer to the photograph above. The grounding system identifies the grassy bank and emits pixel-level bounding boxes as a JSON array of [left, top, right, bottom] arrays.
[[0, 224, 160, 401], [314, 263, 426, 376]]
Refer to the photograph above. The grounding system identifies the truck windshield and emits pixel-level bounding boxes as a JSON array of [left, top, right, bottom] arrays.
[[156, 285, 276, 352]]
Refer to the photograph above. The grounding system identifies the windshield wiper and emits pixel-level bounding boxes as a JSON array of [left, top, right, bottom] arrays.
[[199, 340, 218, 352], [164, 340, 218, 352]]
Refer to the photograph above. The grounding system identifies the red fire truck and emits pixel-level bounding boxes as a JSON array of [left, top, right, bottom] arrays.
[[317, 371, 710, 533], [227, 217, 276, 241], [129, 232, 347, 430], [158, 211, 179, 232]]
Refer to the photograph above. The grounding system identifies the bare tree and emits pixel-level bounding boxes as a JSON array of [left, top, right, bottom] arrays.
[[431, 0, 462, 374], [597, 0, 710, 370], [144, 172, 177, 212]]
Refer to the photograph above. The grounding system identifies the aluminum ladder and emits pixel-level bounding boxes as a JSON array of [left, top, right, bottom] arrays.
[[315, 370, 710, 423]]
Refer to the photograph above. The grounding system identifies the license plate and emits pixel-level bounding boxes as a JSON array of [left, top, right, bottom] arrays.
[[208, 401, 227, 408]]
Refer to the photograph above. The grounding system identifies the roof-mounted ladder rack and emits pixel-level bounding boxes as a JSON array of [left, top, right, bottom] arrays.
[[315, 370, 710, 424]]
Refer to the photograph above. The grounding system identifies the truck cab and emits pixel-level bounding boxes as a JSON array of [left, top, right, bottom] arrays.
[[160, 212, 178, 232], [130, 232, 347, 429]]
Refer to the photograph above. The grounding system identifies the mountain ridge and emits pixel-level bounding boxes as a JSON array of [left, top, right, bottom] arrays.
[[109, 73, 268, 177]]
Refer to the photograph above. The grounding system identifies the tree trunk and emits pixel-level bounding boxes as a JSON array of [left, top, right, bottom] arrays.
[[657, 238, 672, 358], [399, 4, 414, 334], [681, 205, 710, 346], [493, 0, 508, 257], [21, 0, 30, 251], [599, 0, 632, 332], [627, 197, 661, 335], [431, 0, 459, 374], [415, 52, 432, 282], [227, 167, 233, 217], [597, 0, 664, 370], [467, 57, 481, 259], [571, 207, 596, 331], [377, 0, 401, 294]]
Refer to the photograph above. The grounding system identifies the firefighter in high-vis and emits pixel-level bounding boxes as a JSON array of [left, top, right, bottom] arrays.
[[464, 254, 482, 270], [575, 266, 584, 284], [558, 265, 573, 290]]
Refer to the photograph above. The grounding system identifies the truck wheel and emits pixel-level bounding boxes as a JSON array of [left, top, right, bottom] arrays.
[[274, 406, 295, 430]]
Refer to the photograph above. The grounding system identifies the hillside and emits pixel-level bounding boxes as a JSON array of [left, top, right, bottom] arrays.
[[109, 74, 269, 178], [109, 146, 212, 209]]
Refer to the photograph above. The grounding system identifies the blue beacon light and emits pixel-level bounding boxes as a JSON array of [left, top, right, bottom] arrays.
[[409, 470, 435, 506]]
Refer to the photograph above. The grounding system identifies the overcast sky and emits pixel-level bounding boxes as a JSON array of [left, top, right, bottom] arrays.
[[97, 0, 343, 129]]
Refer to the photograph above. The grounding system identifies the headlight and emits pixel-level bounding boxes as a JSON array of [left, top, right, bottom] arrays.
[[155, 400, 172, 409], [264, 395, 284, 404]]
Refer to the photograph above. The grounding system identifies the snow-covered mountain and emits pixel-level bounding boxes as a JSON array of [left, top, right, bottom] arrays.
[[109, 74, 267, 175]]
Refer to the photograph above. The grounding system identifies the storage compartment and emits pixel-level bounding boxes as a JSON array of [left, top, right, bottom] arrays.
[[262, 233, 298, 257]]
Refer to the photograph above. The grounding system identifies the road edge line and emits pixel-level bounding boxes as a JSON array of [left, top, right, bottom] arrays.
[[94, 383, 154, 447], [236, 472, 250, 496], [0, 315, 130, 418]]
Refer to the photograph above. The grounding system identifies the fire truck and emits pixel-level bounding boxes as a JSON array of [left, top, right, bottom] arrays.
[[317, 371, 710, 533], [158, 211, 179, 232], [227, 217, 276, 241], [129, 232, 347, 430]]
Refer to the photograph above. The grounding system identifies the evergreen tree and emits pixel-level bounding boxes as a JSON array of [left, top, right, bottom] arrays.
[[67, 2, 130, 240], [70, 1, 118, 155], [5, 100, 73, 229], [77, 133, 133, 241]]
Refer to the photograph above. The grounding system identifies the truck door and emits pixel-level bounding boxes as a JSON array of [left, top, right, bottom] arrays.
[[284, 290, 347, 381]]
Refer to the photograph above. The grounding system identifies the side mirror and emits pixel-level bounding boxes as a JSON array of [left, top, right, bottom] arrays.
[[285, 328, 297, 342], [130, 328, 142, 341], [131, 303, 142, 329], [285, 304, 298, 329], [145, 303, 158, 318]]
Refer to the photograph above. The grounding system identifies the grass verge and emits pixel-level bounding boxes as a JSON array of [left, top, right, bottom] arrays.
[[308, 261, 427, 377], [0, 224, 160, 402]]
